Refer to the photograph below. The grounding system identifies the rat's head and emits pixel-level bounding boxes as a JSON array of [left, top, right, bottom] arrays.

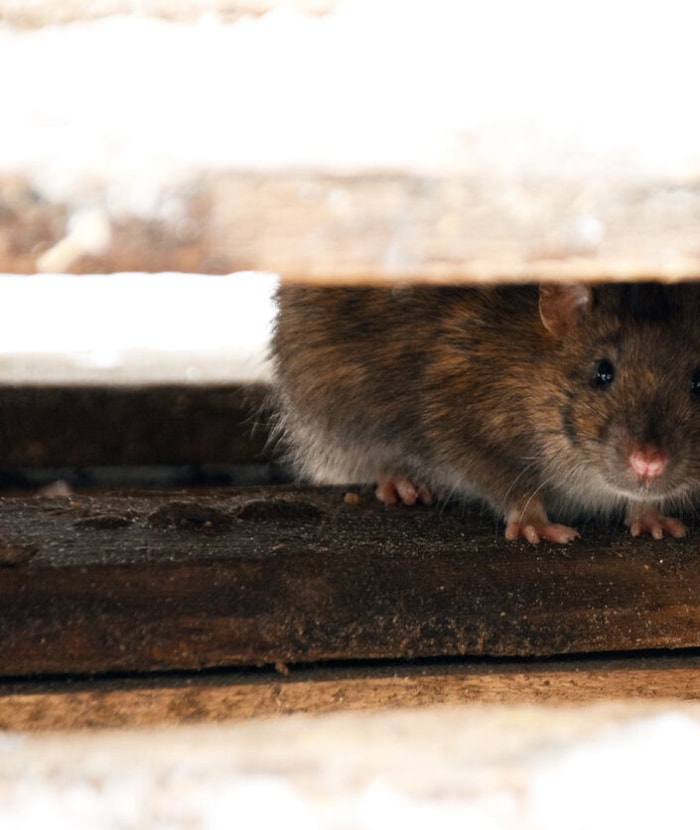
[[540, 281, 700, 505]]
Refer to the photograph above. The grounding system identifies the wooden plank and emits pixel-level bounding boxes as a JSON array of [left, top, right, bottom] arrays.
[[206, 173, 700, 283], [5, 173, 700, 281], [0, 487, 699, 676], [2, 654, 700, 731], [0, 385, 270, 468]]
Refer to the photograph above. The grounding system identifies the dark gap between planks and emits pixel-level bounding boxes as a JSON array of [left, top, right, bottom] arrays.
[[3, 648, 700, 692]]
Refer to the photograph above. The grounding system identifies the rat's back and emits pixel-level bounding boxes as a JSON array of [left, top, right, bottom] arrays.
[[271, 283, 438, 485]]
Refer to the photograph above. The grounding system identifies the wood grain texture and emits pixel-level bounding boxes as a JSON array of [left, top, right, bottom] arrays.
[[2, 654, 700, 731], [3, 173, 700, 281], [0, 487, 699, 677], [0, 385, 270, 468]]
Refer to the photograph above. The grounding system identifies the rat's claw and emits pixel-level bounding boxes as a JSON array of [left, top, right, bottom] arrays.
[[628, 519, 683, 539], [626, 506, 687, 539], [505, 496, 580, 545], [376, 477, 433, 506], [540, 523, 581, 544], [505, 520, 580, 545]]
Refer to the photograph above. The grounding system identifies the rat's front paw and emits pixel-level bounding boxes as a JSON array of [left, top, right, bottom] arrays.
[[505, 519, 580, 545], [505, 498, 580, 545], [376, 477, 433, 506], [625, 503, 687, 539]]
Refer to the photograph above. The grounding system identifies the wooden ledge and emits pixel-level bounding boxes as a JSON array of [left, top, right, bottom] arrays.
[[0, 385, 270, 467], [2, 653, 700, 731], [0, 486, 698, 677]]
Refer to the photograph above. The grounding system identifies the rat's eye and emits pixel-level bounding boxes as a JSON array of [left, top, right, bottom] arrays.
[[691, 369, 700, 400], [593, 359, 615, 387]]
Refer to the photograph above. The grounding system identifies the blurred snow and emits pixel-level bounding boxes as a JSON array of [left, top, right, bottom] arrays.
[[0, 272, 278, 384], [529, 712, 700, 830], [1, 0, 700, 219], [1, 709, 699, 829]]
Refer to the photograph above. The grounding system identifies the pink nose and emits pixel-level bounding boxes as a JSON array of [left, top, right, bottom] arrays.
[[629, 447, 667, 480]]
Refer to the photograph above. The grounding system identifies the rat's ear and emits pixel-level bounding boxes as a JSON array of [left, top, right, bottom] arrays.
[[539, 283, 592, 338]]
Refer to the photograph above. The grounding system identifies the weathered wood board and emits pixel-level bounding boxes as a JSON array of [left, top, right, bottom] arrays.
[[2, 654, 700, 731], [0, 385, 270, 468], [0, 486, 698, 677], [5, 174, 700, 282]]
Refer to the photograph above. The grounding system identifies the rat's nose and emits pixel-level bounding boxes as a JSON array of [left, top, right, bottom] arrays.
[[629, 446, 667, 481]]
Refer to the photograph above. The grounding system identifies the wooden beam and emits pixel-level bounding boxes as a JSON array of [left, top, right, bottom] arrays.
[[0, 385, 270, 468], [4, 173, 700, 281], [2, 654, 700, 731], [0, 487, 699, 677], [205, 173, 700, 284]]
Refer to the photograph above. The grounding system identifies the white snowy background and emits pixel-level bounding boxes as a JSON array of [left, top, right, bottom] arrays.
[[2, 0, 700, 211]]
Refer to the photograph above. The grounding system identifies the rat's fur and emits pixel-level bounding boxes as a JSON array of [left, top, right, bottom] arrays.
[[271, 282, 700, 542]]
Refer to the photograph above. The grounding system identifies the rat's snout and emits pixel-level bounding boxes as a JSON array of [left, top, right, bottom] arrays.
[[628, 445, 667, 485]]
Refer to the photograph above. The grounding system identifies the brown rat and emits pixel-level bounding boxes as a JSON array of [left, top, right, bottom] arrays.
[[271, 281, 700, 543]]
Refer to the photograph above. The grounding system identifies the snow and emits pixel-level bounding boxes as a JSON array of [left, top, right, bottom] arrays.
[[529, 712, 700, 830], [1, 1, 700, 219], [1, 709, 699, 829], [0, 271, 278, 384]]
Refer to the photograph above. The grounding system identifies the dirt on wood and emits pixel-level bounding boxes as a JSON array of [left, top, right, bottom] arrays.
[[0, 486, 697, 678]]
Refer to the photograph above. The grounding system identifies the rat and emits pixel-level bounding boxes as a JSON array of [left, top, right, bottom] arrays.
[[270, 281, 700, 543]]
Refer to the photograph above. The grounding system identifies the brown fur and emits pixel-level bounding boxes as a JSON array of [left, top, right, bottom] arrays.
[[271, 281, 700, 537]]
